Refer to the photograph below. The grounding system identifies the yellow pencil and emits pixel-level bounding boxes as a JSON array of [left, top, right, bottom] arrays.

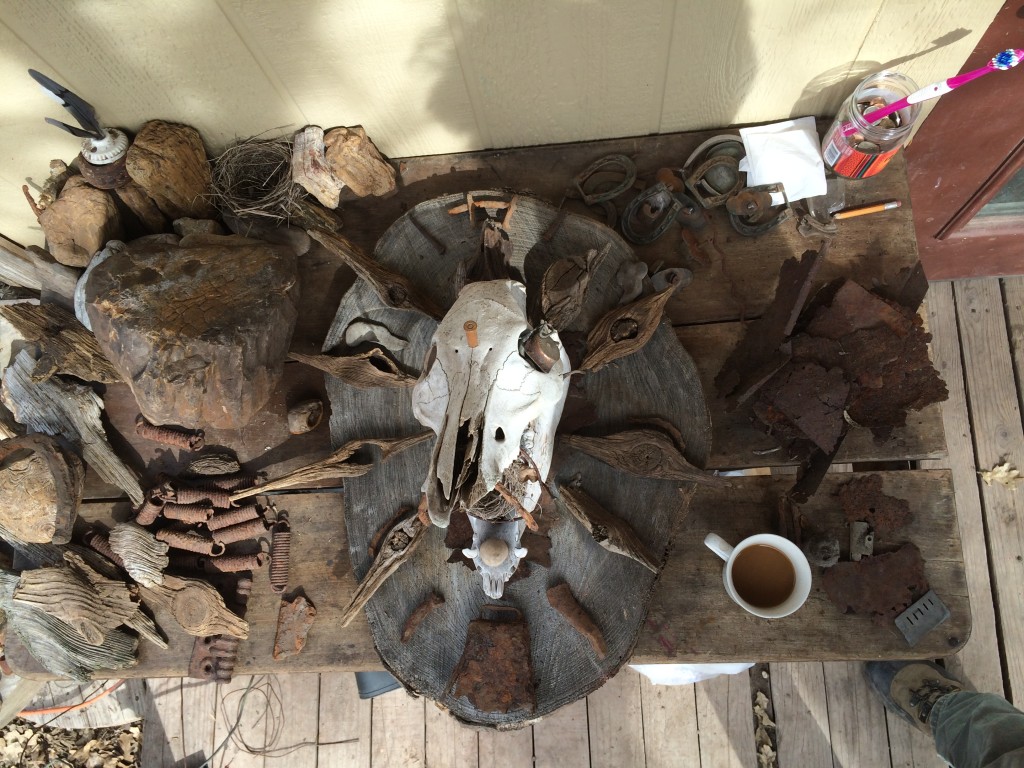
[[833, 200, 902, 220]]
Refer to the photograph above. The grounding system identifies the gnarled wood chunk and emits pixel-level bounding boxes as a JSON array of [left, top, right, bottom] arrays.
[[559, 429, 720, 486], [546, 582, 607, 659], [290, 349, 417, 388], [308, 228, 443, 319], [323, 125, 396, 198], [0, 434, 83, 544], [541, 244, 609, 331], [2, 350, 144, 505], [580, 284, 677, 372], [339, 512, 425, 627], [140, 574, 248, 639], [37, 177, 124, 267], [292, 126, 344, 208], [125, 120, 217, 220], [557, 485, 659, 572], [231, 432, 432, 502], [0, 302, 121, 384], [109, 522, 169, 588], [84, 234, 300, 430]]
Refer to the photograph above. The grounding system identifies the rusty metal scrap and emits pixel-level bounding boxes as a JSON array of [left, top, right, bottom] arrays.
[[201, 552, 267, 573], [162, 484, 233, 509], [838, 474, 913, 534], [753, 362, 849, 454], [162, 501, 215, 524], [134, 490, 165, 527], [447, 607, 535, 714], [155, 528, 225, 556], [273, 595, 317, 660], [206, 504, 261, 532], [269, 516, 291, 594], [401, 592, 445, 643], [547, 582, 607, 659], [211, 517, 270, 545], [189, 633, 240, 683], [821, 543, 928, 625], [135, 414, 205, 451]]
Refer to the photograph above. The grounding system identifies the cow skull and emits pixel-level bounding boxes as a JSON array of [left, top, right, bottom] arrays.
[[412, 280, 570, 535]]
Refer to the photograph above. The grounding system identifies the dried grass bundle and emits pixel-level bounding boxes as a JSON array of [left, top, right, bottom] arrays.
[[210, 137, 302, 223]]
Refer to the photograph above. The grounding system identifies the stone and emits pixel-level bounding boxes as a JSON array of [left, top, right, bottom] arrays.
[[84, 233, 299, 429], [173, 218, 227, 237], [38, 177, 124, 267], [114, 181, 168, 234], [0, 434, 84, 544], [125, 120, 217, 220], [323, 125, 397, 197]]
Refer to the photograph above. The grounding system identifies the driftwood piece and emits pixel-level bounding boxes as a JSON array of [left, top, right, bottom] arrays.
[[447, 608, 535, 714], [559, 429, 720, 486], [290, 349, 417, 388], [339, 513, 426, 627], [0, 235, 79, 311], [580, 284, 677, 372], [323, 125, 397, 197], [292, 126, 344, 208], [140, 573, 248, 639], [546, 582, 607, 658], [273, 595, 317, 660], [125, 120, 217, 220], [230, 432, 432, 502], [308, 228, 444, 319], [0, 568, 138, 681], [37, 177, 124, 267], [0, 302, 121, 383], [401, 592, 445, 643], [108, 522, 168, 588], [287, 399, 324, 434], [557, 485, 659, 572], [541, 245, 609, 330], [1, 350, 144, 504], [0, 434, 83, 544]]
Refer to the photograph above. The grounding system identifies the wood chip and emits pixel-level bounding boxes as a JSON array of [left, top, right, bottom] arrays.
[[290, 348, 417, 388], [580, 284, 677, 372], [557, 485, 660, 572], [560, 429, 721, 486]]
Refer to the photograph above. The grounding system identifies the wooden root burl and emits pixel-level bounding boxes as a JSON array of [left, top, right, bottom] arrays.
[[560, 429, 722, 486], [140, 574, 248, 639], [0, 434, 83, 544], [290, 349, 417, 388], [83, 234, 300, 430], [579, 284, 678, 372]]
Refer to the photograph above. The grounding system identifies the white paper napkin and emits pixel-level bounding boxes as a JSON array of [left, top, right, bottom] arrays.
[[739, 116, 827, 203]]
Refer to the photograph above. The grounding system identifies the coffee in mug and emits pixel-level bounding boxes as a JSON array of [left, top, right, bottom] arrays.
[[704, 532, 812, 618]]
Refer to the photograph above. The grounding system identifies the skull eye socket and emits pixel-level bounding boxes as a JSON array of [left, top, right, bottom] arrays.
[[494, 427, 505, 442]]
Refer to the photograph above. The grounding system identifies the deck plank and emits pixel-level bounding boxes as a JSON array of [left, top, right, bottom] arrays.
[[885, 710, 946, 768], [587, 667, 645, 768], [639, 674, 700, 768], [770, 662, 833, 768], [140, 678, 185, 768], [318, 672, 372, 767], [213, 675, 266, 768], [181, 678, 218, 768], [822, 661, 892, 768], [267, 672, 320, 766], [370, 688, 425, 768], [534, 699, 589, 768], [695, 669, 757, 768], [425, 704, 478, 768], [923, 283, 1004, 694], [478, 724, 533, 767], [954, 278, 1024, 703]]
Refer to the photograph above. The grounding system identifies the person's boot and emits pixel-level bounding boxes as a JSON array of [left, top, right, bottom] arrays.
[[865, 660, 964, 732]]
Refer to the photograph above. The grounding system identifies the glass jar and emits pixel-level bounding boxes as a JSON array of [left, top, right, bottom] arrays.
[[821, 71, 921, 179]]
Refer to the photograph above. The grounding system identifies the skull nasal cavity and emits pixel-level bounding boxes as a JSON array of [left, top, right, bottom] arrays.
[[495, 427, 505, 442]]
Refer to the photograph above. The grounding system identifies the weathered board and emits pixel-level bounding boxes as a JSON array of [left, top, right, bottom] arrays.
[[325, 191, 711, 727]]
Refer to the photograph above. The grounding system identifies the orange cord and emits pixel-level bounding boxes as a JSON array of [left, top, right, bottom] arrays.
[[18, 679, 126, 717]]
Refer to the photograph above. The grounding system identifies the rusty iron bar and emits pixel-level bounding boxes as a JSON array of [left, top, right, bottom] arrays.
[[201, 552, 267, 573], [269, 516, 292, 594], [135, 414, 205, 451], [133, 491, 165, 527], [156, 528, 225, 556], [206, 504, 261, 532], [162, 501, 215, 524], [81, 527, 126, 568], [212, 517, 270, 546]]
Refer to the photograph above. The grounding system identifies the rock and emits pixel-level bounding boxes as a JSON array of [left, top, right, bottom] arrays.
[[114, 180, 168, 234], [125, 121, 217, 220], [323, 125, 396, 197], [173, 218, 226, 237], [38, 177, 124, 267], [84, 233, 300, 429], [292, 126, 344, 208], [0, 434, 84, 544]]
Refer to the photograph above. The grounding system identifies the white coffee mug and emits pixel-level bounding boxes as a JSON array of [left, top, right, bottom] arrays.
[[704, 532, 812, 619]]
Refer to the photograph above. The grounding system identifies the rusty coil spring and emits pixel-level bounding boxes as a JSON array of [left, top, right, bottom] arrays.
[[171, 485, 233, 508], [135, 414, 205, 451], [206, 504, 260, 531], [156, 528, 225, 556], [202, 552, 268, 573], [134, 492, 165, 527], [162, 501, 215, 524], [212, 516, 270, 545], [82, 527, 125, 568], [269, 517, 291, 594], [203, 473, 260, 491]]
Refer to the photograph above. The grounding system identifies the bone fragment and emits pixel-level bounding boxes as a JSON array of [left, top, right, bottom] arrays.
[[344, 319, 409, 352], [558, 485, 660, 572], [288, 399, 324, 434]]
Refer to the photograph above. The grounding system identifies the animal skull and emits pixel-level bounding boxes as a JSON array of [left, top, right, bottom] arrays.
[[412, 280, 570, 530]]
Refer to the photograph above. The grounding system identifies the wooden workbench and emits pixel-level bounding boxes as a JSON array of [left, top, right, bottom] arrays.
[[10, 127, 965, 679]]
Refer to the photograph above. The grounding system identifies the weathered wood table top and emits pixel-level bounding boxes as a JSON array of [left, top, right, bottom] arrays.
[[10, 126, 966, 678]]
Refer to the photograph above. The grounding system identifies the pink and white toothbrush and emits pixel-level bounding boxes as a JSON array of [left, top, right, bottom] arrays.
[[842, 48, 1024, 136]]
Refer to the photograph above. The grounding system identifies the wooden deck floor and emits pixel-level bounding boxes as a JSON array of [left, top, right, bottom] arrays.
[[134, 276, 1024, 768]]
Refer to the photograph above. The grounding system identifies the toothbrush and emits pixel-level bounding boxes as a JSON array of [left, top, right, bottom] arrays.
[[841, 49, 1024, 136]]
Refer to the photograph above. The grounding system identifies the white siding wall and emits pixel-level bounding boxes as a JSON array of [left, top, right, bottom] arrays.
[[0, 0, 1001, 247]]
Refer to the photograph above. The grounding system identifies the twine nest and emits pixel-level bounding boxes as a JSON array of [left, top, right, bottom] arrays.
[[210, 137, 302, 223]]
